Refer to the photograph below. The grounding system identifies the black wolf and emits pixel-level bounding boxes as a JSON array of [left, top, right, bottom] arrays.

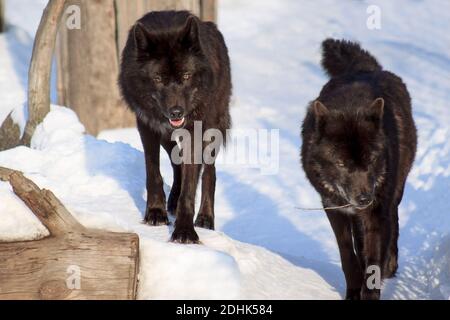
[[301, 39, 417, 299], [119, 11, 231, 243]]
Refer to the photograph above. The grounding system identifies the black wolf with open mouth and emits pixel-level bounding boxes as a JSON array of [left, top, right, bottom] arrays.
[[301, 39, 417, 299], [119, 11, 231, 244]]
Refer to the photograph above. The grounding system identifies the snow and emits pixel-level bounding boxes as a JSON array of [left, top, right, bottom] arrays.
[[1, 0, 449, 299]]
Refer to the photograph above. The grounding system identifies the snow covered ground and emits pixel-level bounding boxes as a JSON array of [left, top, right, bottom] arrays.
[[1, 0, 449, 299]]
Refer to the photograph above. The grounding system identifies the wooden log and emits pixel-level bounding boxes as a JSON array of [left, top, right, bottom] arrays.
[[0, 167, 140, 300]]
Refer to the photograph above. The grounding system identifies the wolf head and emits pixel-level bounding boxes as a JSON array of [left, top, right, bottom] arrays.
[[307, 96, 386, 210], [119, 11, 214, 130]]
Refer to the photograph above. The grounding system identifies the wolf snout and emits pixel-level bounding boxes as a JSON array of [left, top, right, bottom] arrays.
[[169, 106, 185, 120], [356, 193, 373, 207], [168, 106, 186, 128]]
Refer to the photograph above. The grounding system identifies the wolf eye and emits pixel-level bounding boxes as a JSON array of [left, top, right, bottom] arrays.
[[153, 75, 162, 83], [182, 72, 191, 81]]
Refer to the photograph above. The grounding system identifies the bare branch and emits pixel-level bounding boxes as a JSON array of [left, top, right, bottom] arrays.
[[22, 0, 67, 146]]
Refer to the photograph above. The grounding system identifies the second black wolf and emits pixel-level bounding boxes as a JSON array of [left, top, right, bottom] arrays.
[[301, 39, 417, 299], [119, 11, 231, 243]]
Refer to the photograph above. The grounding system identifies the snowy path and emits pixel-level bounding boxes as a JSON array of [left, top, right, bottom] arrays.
[[1, 0, 450, 299]]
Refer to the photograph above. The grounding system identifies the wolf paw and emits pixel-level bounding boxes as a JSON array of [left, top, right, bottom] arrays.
[[194, 214, 215, 230], [171, 225, 199, 244], [144, 208, 170, 226]]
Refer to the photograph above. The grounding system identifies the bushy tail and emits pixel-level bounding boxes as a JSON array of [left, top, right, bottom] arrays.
[[321, 38, 382, 77]]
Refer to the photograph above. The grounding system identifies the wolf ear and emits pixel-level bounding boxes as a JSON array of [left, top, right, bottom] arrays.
[[133, 22, 152, 51], [180, 16, 200, 47], [313, 101, 329, 119], [369, 97, 384, 120]]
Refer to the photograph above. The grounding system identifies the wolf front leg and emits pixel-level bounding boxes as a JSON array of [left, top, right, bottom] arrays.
[[326, 210, 363, 300], [385, 205, 399, 278], [137, 120, 169, 226], [360, 208, 391, 300], [161, 139, 182, 216], [195, 163, 216, 230], [171, 162, 201, 243]]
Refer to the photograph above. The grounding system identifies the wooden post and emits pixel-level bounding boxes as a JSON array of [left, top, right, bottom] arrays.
[[0, 0, 5, 33], [200, 0, 217, 22], [0, 167, 139, 300], [56, 0, 135, 136]]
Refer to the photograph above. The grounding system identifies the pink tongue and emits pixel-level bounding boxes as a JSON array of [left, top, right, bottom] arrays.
[[169, 118, 184, 127]]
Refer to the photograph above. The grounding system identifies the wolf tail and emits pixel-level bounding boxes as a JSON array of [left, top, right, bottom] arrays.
[[321, 38, 382, 77]]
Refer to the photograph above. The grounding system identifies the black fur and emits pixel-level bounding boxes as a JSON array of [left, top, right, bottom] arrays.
[[301, 39, 417, 299], [119, 11, 231, 243]]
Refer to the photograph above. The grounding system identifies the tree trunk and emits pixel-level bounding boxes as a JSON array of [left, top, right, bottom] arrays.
[[0, 0, 5, 33], [200, 0, 217, 22], [0, 167, 139, 300], [57, 0, 217, 135], [22, 0, 67, 146], [56, 0, 134, 136]]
